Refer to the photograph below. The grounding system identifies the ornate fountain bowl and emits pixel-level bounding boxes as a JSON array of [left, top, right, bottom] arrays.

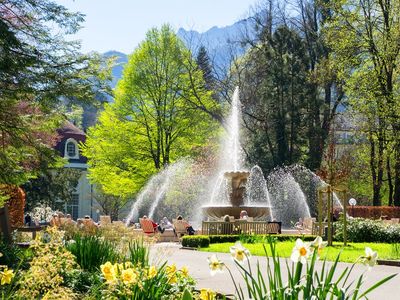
[[202, 205, 271, 221]]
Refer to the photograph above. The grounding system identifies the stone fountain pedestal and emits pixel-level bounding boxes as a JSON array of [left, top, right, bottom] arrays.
[[202, 171, 271, 220]]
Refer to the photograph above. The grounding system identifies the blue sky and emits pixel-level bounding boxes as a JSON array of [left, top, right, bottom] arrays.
[[56, 0, 258, 54]]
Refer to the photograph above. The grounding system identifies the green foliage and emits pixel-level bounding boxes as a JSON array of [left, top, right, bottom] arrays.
[[221, 238, 396, 299], [0, 0, 110, 186], [334, 218, 400, 243], [181, 236, 210, 248], [0, 238, 30, 269], [127, 239, 149, 266], [83, 24, 219, 197], [66, 234, 120, 272], [23, 168, 81, 211]]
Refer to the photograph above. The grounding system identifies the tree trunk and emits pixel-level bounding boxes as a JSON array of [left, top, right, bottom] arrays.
[[369, 133, 381, 206], [387, 156, 394, 206]]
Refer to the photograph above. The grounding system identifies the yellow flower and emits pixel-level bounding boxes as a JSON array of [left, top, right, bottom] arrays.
[[200, 288, 216, 300], [0, 267, 14, 285], [100, 262, 116, 282], [168, 274, 177, 284], [121, 268, 137, 285], [230, 241, 251, 263], [180, 266, 189, 278], [148, 265, 157, 279], [166, 264, 176, 275]]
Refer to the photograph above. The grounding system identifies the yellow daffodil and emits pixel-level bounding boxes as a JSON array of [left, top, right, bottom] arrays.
[[363, 247, 378, 268], [100, 262, 116, 282], [290, 239, 311, 264], [207, 254, 224, 276], [0, 267, 14, 285], [180, 266, 189, 278], [148, 265, 157, 279], [168, 274, 177, 284], [121, 268, 137, 285], [199, 288, 216, 300], [166, 264, 176, 275], [230, 241, 251, 263]]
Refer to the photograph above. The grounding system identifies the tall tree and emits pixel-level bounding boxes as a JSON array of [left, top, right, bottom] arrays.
[[325, 0, 400, 205], [0, 0, 110, 185], [83, 25, 219, 197]]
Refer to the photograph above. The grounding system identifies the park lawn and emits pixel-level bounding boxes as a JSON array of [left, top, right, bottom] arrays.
[[200, 241, 400, 263]]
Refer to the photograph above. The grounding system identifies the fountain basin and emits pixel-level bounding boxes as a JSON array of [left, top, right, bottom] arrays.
[[202, 205, 271, 220]]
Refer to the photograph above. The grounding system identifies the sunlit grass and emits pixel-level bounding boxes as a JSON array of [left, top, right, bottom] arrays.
[[200, 241, 400, 263]]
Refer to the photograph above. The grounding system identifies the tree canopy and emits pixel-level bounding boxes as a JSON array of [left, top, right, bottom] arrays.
[[83, 25, 219, 197]]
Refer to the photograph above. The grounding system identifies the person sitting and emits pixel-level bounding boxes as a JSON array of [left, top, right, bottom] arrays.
[[65, 214, 76, 225], [49, 213, 61, 227], [239, 210, 249, 220], [294, 218, 304, 231], [24, 213, 32, 227], [142, 215, 158, 233], [177, 215, 195, 235], [158, 217, 173, 234]]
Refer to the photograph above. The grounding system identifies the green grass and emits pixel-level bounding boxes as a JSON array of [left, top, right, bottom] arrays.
[[200, 241, 400, 263]]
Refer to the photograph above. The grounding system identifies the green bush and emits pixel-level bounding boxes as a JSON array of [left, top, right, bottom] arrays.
[[66, 234, 120, 272], [182, 235, 210, 248], [334, 218, 400, 243]]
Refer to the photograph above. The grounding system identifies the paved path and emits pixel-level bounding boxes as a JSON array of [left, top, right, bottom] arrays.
[[150, 243, 400, 298]]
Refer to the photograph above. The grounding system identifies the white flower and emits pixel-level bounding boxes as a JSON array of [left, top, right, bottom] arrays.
[[230, 241, 251, 263], [363, 247, 378, 268], [290, 239, 311, 264], [310, 236, 328, 256], [207, 254, 224, 276]]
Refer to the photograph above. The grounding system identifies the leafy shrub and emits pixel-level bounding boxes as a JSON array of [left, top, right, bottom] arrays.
[[66, 234, 120, 272], [16, 227, 78, 299], [0, 238, 31, 269], [182, 236, 210, 248], [334, 218, 400, 243], [128, 238, 149, 266]]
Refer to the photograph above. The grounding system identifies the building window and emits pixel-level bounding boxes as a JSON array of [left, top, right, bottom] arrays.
[[67, 193, 79, 220], [64, 138, 79, 159], [66, 142, 76, 157]]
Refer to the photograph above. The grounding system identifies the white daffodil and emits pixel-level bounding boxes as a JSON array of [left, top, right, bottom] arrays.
[[363, 247, 378, 268], [207, 254, 224, 276], [290, 239, 311, 264], [230, 241, 251, 263], [310, 236, 328, 256]]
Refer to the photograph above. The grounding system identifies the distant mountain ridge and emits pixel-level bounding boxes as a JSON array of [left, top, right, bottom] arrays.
[[105, 18, 254, 87]]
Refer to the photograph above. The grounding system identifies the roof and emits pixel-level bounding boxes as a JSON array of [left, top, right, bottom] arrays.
[[54, 121, 87, 164]]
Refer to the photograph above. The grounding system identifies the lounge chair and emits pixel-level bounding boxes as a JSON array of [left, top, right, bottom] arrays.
[[139, 218, 157, 236], [173, 219, 188, 238]]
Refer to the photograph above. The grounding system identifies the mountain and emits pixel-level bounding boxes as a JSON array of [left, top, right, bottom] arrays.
[[105, 19, 254, 86], [103, 50, 128, 88], [177, 18, 254, 74]]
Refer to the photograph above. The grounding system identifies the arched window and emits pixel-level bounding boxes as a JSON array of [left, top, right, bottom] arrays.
[[64, 138, 79, 159]]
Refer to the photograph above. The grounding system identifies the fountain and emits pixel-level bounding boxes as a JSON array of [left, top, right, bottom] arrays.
[[124, 87, 318, 227], [202, 87, 272, 220]]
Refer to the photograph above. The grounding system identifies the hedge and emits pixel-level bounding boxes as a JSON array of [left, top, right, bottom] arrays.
[[347, 206, 400, 219], [181, 235, 210, 248], [182, 234, 317, 247]]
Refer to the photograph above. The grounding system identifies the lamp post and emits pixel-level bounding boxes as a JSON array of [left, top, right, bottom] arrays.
[[349, 198, 357, 217]]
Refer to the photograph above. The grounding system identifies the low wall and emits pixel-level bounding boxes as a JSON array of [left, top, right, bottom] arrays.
[[346, 206, 400, 219]]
